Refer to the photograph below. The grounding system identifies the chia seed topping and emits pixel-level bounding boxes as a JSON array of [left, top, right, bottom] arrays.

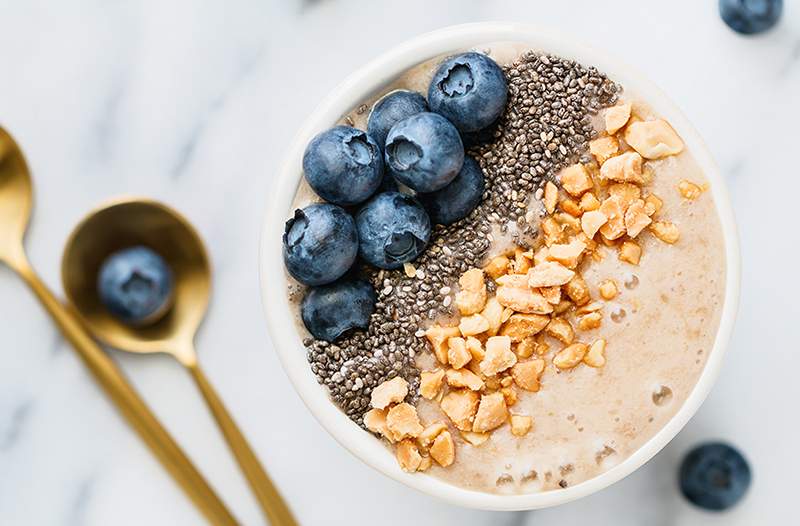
[[305, 51, 618, 427]]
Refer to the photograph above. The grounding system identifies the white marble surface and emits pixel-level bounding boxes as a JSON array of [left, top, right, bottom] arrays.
[[0, 0, 797, 524]]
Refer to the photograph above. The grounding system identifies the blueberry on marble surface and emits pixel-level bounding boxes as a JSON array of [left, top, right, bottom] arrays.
[[719, 0, 782, 34], [283, 204, 358, 286], [418, 156, 485, 225], [301, 278, 376, 342], [97, 246, 174, 326], [367, 90, 429, 149], [679, 442, 752, 511], [428, 52, 508, 133], [384, 112, 463, 193], [355, 192, 431, 269], [303, 126, 384, 206]]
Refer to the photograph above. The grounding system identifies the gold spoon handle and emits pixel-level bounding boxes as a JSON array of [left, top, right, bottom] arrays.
[[186, 360, 298, 526], [9, 253, 240, 526]]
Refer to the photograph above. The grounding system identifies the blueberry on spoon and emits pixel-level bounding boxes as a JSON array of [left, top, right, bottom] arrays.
[[679, 442, 752, 511], [301, 278, 376, 342], [98, 246, 174, 326], [355, 192, 431, 269], [719, 0, 783, 34]]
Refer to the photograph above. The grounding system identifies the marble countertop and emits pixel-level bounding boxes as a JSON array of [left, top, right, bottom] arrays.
[[0, 1, 797, 524]]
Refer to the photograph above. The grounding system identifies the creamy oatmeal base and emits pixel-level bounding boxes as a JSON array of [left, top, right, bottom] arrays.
[[290, 44, 726, 494]]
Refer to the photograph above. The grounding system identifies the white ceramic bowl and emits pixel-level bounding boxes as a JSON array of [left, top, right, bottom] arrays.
[[259, 22, 740, 510]]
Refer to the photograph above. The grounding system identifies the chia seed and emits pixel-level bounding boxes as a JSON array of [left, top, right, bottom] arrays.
[[304, 50, 617, 428]]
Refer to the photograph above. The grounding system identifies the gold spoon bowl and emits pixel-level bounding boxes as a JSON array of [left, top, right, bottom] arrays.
[[62, 198, 297, 526]]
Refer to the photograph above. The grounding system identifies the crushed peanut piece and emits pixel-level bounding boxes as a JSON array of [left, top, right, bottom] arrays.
[[644, 194, 663, 216], [650, 221, 680, 244], [396, 439, 423, 472], [473, 392, 509, 433], [511, 359, 546, 392], [440, 390, 480, 431], [419, 369, 445, 400], [604, 103, 632, 134], [678, 179, 703, 200], [425, 325, 461, 364], [447, 337, 471, 369], [546, 317, 575, 344], [544, 181, 559, 215], [459, 313, 490, 336], [496, 286, 554, 314], [455, 268, 487, 315], [364, 408, 393, 442], [541, 216, 565, 246], [429, 431, 455, 467], [608, 183, 642, 209], [584, 339, 607, 368], [560, 197, 583, 217], [576, 301, 603, 315], [510, 414, 533, 437], [599, 152, 644, 184], [446, 368, 484, 391], [484, 255, 511, 280], [460, 431, 490, 446], [547, 238, 586, 269], [480, 297, 504, 336], [516, 337, 537, 359], [565, 274, 591, 306], [386, 403, 423, 440], [500, 386, 517, 406], [618, 240, 642, 265], [598, 280, 619, 300], [499, 313, 550, 342], [580, 192, 601, 212], [559, 164, 594, 196], [598, 196, 627, 240], [540, 286, 562, 305], [465, 337, 485, 363], [589, 136, 620, 164], [371, 377, 408, 409], [624, 119, 684, 159], [418, 455, 432, 472], [480, 336, 517, 376], [578, 312, 603, 331], [553, 343, 589, 370], [417, 422, 447, 449], [513, 247, 532, 274], [528, 261, 575, 288], [624, 199, 652, 238], [581, 210, 608, 238]]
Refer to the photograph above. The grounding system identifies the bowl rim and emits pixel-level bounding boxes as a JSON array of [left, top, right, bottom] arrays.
[[259, 21, 740, 511]]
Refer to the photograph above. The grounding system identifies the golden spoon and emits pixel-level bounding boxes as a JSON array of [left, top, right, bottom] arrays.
[[61, 198, 297, 526], [0, 126, 239, 525]]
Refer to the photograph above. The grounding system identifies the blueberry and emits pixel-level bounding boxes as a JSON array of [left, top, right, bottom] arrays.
[[303, 126, 384, 206], [385, 112, 464, 193], [301, 278, 376, 342], [97, 246, 174, 326], [418, 156, 485, 225], [355, 192, 431, 269], [283, 204, 358, 286], [719, 0, 782, 34], [679, 442, 752, 511], [367, 90, 429, 149], [428, 52, 508, 133]]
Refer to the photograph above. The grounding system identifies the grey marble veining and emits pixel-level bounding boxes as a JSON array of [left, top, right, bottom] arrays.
[[0, 0, 797, 524]]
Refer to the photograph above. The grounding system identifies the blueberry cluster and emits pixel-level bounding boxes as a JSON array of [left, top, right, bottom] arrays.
[[284, 52, 508, 343]]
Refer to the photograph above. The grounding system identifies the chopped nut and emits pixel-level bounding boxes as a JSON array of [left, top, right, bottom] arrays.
[[429, 431, 455, 467], [564, 274, 591, 306], [553, 343, 589, 370], [544, 181, 559, 214], [465, 337, 485, 363], [560, 197, 583, 217], [496, 286, 554, 314], [624, 199, 652, 238], [511, 359, 546, 392], [678, 179, 703, 200], [546, 317, 575, 344], [540, 286, 562, 305], [425, 325, 461, 364], [516, 337, 537, 359], [553, 299, 573, 315], [541, 216, 565, 246], [417, 421, 447, 449], [386, 403, 424, 440], [484, 255, 511, 279], [418, 455, 432, 471], [547, 238, 587, 269], [598, 195, 627, 240], [455, 268, 487, 315], [500, 375, 513, 388], [558, 164, 594, 196], [528, 261, 575, 287], [459, 313, 491, 337], [440, 390, 480, 431], [578, 312, 603, 331], [473, 392, 509, 433], [513, 247, 532, 274], [534, 336, 551, 356], [460, 431, 490, 446], [447, 337, 472, 369], [599, 152, 644, 184], [480, 336, 517, 376], [576, 301, 603, 315], [510, 414, 533, 437], [499, 313, 550, 342], [580, 192, 601, 212], [364, 408, 393, 442], [608, 183, 642, 209], [604, 103, 632, 134], [598, 279, 619, 300], [650, 221, 680, 244], [371, 377, 409, 409], [581, 210, 608, 238], [618, 240, 642, 265], [624, 119, 684, 159], [419, 369, 445, 400], [532, 245, 550, 266], [495, 273, 529, 288], [446, 368, 484, 391], [480, 297, 505, 336], [555, 212, 582, 233], [500, 386, 517, 406], [644, 194, 663, 216], [584, 339, 607, 368], [589, 136, 620, 164], [396, 439, 423, 472]]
